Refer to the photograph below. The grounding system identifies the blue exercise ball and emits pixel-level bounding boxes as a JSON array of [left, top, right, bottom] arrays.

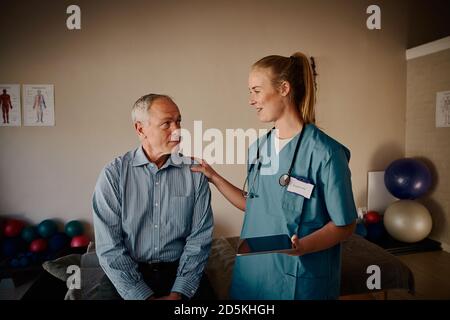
[[2, 238, 23, 257], [19, 256, 30, 268], [384, 158, 432, 199], [10, 258, 20, 268], [48, 232, 69, 252]]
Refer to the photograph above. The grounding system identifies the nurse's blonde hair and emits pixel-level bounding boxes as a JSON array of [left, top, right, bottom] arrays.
[[252, 52, 318, 125]]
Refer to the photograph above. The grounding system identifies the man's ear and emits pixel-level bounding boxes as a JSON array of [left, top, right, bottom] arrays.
[[134, 121, 145, 138], [279, 81, 291, 97]]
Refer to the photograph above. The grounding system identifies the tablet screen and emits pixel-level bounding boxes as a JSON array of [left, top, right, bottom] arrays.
[[237, 234, 295, 256]]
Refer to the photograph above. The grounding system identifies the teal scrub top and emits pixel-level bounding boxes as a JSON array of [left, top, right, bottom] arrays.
[[230, 124, 358, 300]]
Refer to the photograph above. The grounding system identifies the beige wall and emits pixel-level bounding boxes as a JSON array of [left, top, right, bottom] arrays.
[[406, 48, 450, 250], [0, 0, 408, 237]]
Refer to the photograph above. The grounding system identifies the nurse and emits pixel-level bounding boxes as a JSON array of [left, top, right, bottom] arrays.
[[191, 52, 357, 299]]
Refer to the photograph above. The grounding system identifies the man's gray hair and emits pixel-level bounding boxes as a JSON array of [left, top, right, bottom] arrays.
[[131, 93, 172, 123]]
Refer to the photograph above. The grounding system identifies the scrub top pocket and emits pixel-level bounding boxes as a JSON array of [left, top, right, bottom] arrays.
[[281, 190, 305, 227]]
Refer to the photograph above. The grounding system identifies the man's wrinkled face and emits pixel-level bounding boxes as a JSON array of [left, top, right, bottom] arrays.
[[136, 98, 182, 156]]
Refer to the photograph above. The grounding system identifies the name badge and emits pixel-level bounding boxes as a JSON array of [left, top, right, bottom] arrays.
[[287, 176, 314, 199]]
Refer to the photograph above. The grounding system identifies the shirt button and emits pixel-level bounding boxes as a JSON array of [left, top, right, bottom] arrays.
[[154, 247, 158, 250], [155, 181, 159, 185], [154, 225, 158, 228], [154, 203, 158, 207]]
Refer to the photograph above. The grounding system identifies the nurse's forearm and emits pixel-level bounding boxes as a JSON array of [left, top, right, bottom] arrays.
[[295, 221, 355, 256], [210, 173, 246, 211]]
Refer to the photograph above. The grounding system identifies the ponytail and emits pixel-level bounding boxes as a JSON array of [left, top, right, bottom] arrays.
[[290, 52, 317, 124]]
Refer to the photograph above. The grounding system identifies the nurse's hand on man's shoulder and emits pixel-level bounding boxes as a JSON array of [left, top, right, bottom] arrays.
[[190, 157, 218, 182], [288, 234, 303, 256]]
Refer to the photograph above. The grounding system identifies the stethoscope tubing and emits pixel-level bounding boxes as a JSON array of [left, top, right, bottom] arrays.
[[245, 125, 306, 193]]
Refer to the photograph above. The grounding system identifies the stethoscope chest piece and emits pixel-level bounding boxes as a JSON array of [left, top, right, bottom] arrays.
[[279, 174, 290, 187]]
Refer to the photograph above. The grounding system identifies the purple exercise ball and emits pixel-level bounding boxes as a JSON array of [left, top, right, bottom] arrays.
[[384, 158, 432, 199]]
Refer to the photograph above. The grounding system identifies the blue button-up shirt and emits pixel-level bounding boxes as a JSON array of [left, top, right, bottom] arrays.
[[92, 146, 214, 300]]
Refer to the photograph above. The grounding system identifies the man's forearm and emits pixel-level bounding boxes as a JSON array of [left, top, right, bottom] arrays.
[[98, 252, 154, 300]]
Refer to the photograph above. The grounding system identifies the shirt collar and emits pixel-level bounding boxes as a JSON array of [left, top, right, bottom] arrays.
[[132, 146, 183, 168]]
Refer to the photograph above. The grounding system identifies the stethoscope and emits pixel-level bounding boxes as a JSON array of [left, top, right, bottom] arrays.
[[242, 126, 306, 198]]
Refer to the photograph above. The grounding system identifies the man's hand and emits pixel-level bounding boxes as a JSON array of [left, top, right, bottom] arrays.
[[156, 292, 183, 300]]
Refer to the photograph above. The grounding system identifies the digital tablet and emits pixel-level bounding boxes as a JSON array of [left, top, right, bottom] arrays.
[[236, 234, 296, 256]]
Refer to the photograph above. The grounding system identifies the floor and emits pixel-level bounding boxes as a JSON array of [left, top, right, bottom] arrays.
[[387, 250, 450, 299]]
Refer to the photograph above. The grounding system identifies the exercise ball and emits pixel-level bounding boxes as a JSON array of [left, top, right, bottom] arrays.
[[384, 158, 432, 199], [28, 252, 39, 264], [384, 200, 432, 243], [364, 211, 382, 225], [19, 256, 30, 268], [37, 219, 57, 238], [9, 258, 20, 268], [29, 238, 48, 253], [49, 232, 69, 252], [70, 235, 90, 248], [3, 219, 25, 237], [21, 226, 38, 243], [65, 220, 84, 237], [2, 238, 19, 257]]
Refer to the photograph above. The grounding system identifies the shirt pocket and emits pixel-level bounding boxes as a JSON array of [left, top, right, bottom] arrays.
[[281, 190, 305, 226], [282, 187, 328, 227], [282, 190, 305, 212]]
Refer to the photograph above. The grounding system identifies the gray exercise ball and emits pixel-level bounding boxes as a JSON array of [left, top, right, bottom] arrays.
[[384, 200, 432, 243]]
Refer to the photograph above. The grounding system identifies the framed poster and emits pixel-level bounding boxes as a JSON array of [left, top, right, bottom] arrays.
[[436, 90, 450, 128], [0, 84, 21, 127], [23, 84, 55, 126]]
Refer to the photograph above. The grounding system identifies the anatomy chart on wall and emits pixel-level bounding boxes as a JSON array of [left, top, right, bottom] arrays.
[[0, 84, 21, 127], [436, 90, 450, 128], [23, 84, 55, 126]]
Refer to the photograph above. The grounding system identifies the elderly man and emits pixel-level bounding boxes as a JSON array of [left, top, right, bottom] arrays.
[[92, 94, 214, 300]]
